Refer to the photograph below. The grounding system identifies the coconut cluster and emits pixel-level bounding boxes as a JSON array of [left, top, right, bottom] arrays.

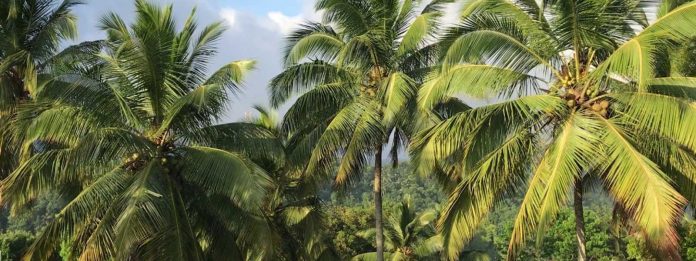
[[590, 100, 610, 117], [401, 247, 414, 256], [360, 86, 378, 97], [561, 87, 611, 117], [158, 143, 180, 174], [159, 155, 179, 174], [124, 153, 147, 171], [123, 142, 181, 173], [361, 66, 386, 97], [556, 74, 611, 117]]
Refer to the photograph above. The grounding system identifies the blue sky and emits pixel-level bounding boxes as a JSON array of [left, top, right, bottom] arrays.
[[71, 0, 319, 121]]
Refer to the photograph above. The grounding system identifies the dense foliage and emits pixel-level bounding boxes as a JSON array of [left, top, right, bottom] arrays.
[[2, 0, 696, 260], [326, 166, 696, 260], [410, 0, 696, 259]]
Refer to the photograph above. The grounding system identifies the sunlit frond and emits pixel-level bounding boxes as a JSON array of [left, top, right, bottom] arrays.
[[595, 116, 686, 257], [508, 113, 599, 259], [418, 65, 539, 110]]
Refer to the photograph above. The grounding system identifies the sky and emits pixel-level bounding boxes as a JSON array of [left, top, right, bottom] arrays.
[[70, 0, 321, 122]]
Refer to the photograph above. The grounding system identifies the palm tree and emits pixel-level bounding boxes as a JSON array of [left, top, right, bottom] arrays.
[[411, 1, 696, 260], [269, 1, 452, 259], [245, 106, 341, 260], [0, 0, 99, 179], [0, 1, 273, 259], [353, 196, 443, 261], [0, 0, 82, 103]]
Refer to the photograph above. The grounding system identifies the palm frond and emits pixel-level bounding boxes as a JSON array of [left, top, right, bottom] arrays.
[[595, 116, 685, 257], [285, 23, 344, 66], [418, 65, 539, 110], [24, 167, 132, 261], [508, 113, 599, 258], [180, 146, 272, 210], [269, 61, 355, 107]]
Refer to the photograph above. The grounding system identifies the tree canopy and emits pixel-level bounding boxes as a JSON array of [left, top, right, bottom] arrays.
[[2, 0, 696, 260]]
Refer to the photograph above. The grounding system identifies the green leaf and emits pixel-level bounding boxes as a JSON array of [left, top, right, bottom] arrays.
[[595, 116, 686, 257]]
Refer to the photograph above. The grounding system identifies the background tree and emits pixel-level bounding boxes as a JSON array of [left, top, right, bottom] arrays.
[[269, 0, 452, 259], [0, 1, 273, 259], [411, 0, 696, 260], [353, 196, 443, 261], [244, 106, 341, 260], [0, 0, 102, 180]]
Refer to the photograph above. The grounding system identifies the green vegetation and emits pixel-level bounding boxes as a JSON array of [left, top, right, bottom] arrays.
[[2, 0, 696, 260], [269, 0, 449, 258], [411, 0, 696, 259]]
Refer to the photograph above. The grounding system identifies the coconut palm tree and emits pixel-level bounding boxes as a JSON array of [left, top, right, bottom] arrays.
[[352, 196, 442, 261], [244, 106, 341, 260], [0, 1, 274, 259], [411, 0, 696, 260], [0, 0, 101, 179], [0, 0, 82, 104], [269, 1, 452, 259]]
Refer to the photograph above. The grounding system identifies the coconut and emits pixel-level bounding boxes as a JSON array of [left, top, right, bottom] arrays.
[[160, 158, 168, 165], [132, 153, 139, 160], [567, 100, 576, 107], [565, 92, 576, 100], [600, 109, 608, 117], [600, 100, 609, 109], [592, 103, 602, 112], [590, 90, 598, 98], [367, 89, 375, 96], [574, 89, 583, 97]]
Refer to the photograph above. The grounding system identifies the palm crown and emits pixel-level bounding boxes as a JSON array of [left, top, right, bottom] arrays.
[[411, 0, 696, 259], [354, 197, 443, 261], [1, 1, 271, 259], [270, 0, 452, 183], [0, 0, 80, 103], [0, 0, 101, 181]]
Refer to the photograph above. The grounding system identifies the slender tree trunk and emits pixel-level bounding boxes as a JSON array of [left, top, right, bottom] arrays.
[[574, 179, 587, 261], [611, 204, 623, 257], [374, 147, 384, 261]]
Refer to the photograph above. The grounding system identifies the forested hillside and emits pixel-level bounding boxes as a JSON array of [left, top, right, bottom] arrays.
[[324, 164, 696, 260]]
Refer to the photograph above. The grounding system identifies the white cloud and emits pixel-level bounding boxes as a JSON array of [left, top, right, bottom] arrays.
[[264, 0, 321, 35], [219, 8, 237, 28], [266, 11, 304, 34]]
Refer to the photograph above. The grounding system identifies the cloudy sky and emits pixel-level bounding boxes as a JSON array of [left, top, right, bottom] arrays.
[[70, 0, 321, 122]]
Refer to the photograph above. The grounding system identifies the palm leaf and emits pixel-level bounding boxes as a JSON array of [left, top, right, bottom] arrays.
[[595, 116, 686, 257]]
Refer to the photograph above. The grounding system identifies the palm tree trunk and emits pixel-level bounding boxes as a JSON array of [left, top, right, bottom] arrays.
[[611, 203, 623, 256], [374, 147, 384, 261], [574, 179, 587, 261]]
